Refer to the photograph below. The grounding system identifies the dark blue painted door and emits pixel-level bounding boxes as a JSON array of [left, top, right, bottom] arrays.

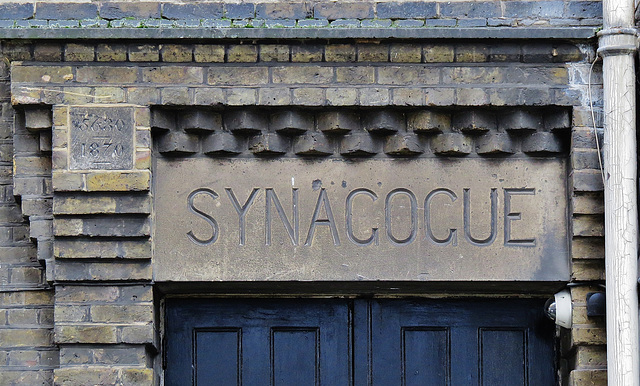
[[165, 298, 555, 385]]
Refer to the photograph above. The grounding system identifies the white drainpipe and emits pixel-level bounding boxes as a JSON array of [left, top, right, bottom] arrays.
[[598, 0, 639, 383]]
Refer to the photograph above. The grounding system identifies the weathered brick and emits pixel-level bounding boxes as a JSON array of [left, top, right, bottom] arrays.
[[54, 193, 150, 215], [162, 3, 222, 19], [119, 324, 154, 344], [94, 87, 126, 103], [378, 66, 439, 85], [54, 367, 118, 385], [571, 345, 607, 369], [157, 130, 199, 154], [128, 45, 159, 62], [290, 46, 323, 63], [571, 260, 605, 281], [226, 88, 257, 105], [208, 67, 268, 86], [324, 44, 356, 62], [431, 133, 473, 155], [141, 66, 203, 84], [572, 237, 604, 260], [0, 329, 52, 347], [407, 110, 450, 132], [11, 65, 74, 83], [225, 3, 254, 19], [85, 171, 150, 192], [423, 44, 454, 63], [126, 87, 159, 105], [456, 44, 488, 62], [260, 45, 290, 62], [376, 2, 436, 18], [272, 66, 333, 84], [572, 170, 604, 192], [573, 215, 604, 237], [293, 132, 333, 156], [569, 369, 607, 385], [55, 239, 151, 259], [33, 43, 62, 62], [357, 44, 388, 62], [336, 67, 374, 84], [425, 88, 456, 106], [52, 172, 84, 192], [56, 285, 118, 303], [390, 44, 422, 63], [227, 45, 258, 63], [256, 3, 310, 19], [54, 304, 89, 323], [120, 368, 154, 385], [91, 305, 153, 324], [572, 149, 601, 170], [0, 371, 52, 385], [456, 88, 489, 106], [194, 45, 225, 63], [359, 88, 390, 106], [340, 132, 377, 156], [224, 110, 266, 134], [193, 87, 225, 105], [326, 87, 358, 106], [314, 3, 372, 19], [0, 3, 33, 19], [100, 2, 160, 19], [258, 88, 291, 105], [270, 110, 312, 135], [160, 44, 193, 63], [202, 132, 243, 155], [64, 44, 95, 62], [36, 2, 97, 19], [54, 261, 152, 281], [160, 86, 189, 104], [61, 346, 146, 366], [292, 87, 324, 105]]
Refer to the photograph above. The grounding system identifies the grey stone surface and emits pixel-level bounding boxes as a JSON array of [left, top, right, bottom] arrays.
[[0, 27, 598, 40], [225, 3, 255, 19], [155, 157, 569, 282], [35, 2, 97, 20], [376, 2, 437, 19], [162, 3, 223, 20], [68, 106, 134, 170], [0, 3, 34, 20]]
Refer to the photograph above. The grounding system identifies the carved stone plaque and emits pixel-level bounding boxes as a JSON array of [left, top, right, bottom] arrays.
[[69, 106, 134, 170], [154, 158, 569, 283]]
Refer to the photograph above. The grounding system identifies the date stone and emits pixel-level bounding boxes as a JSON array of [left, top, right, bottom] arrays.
[[69, 106, 134, 170]]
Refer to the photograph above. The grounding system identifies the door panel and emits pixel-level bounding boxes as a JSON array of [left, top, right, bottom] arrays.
[[165, 298, 555, 385], [165, 299, 352, 386]]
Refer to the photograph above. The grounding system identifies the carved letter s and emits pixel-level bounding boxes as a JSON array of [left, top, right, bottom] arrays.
[[186, 188, 219, 246]]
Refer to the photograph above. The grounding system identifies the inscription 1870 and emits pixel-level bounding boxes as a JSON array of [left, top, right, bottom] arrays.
[[69, 106, 134, 170]]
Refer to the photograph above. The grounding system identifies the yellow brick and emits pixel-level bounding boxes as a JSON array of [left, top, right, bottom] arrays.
[[55, 367, 118, 385], [571, 326, 606, 345], [85, 171, 150, 191], [54, 196, 116, 215], [52, 171, 85, 191], [11, 65, 74, 83], [53, 218, 83, 236], [135, 149, 151, 170], [55, 325, 118, 344], [120, 368, 153, 386], [569, 369, 606, 385]]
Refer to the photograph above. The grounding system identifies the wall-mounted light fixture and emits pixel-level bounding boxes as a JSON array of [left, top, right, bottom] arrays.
[[544, 289, 572, 328]]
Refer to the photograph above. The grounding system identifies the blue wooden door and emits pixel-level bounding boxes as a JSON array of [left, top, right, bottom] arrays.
[[165, 298, 555, 385]]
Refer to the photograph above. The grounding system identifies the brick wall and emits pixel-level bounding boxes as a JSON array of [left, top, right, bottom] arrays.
[[0, 1, 608, 384], [0, 42, 57, 385]]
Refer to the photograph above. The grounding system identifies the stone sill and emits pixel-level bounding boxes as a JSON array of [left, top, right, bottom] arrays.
[[0, 26, 598, 41]]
